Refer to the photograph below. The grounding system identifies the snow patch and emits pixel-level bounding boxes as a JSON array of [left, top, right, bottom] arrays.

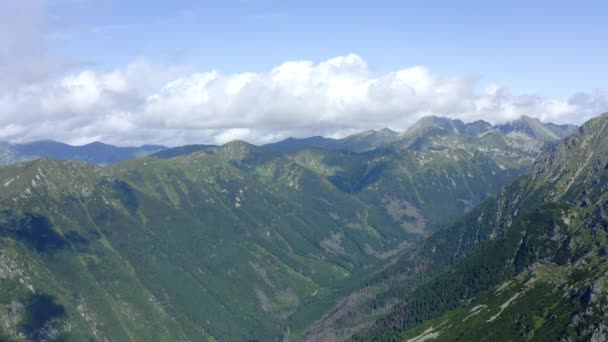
[[487, 292, 521, 322], [407, 326, 440, 342], [495, 280, 511, 294], [462, 304, 487, 322]]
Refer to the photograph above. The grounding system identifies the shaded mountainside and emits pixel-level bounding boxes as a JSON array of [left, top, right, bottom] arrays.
[[0, 140, 167, 166], [303, 113, 608, 341]]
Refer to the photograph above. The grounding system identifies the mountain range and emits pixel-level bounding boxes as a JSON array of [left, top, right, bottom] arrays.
[[0, 141, 167, 166], [1, 115, 576, 168], [264, 115, 577, 153], [0, 114, 599, 341]]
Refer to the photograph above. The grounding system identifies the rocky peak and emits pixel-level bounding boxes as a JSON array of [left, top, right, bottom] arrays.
[[497, 115, 577, 141], [404, 116, 494, 137]]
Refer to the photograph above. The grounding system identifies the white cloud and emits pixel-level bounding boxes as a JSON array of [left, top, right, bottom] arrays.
[[0, 0, 69, 90], [0, 0, 606, 148], [0, 54, 606, 147]]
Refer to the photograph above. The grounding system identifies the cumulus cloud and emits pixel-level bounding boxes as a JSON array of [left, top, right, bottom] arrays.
[[1, 53, 606, 146], [0, 0, 606, 147], [0, 0, 68, 90]]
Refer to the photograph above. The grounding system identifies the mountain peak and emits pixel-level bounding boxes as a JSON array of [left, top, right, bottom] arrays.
[[497, 115, 577, 141], [83, 141, 113, 148], [404, 116, 494, 137], [218, 140, 258, 157], [221, 139, 257, 149], [520, 114, 539, 122], [0, 157, 104, 203], [217, 140, 274, 165], [346, 127, 399, 140], [405, 116, 458, 135], [377, 127, 397, 134]]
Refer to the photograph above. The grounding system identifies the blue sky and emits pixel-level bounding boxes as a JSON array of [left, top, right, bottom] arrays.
[[0, 0, 606, 146], [48, 0, 608, 96]]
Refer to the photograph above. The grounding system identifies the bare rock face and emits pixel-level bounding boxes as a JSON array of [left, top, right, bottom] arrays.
[[590, 323, 608, 342], [0, 301, 24, 333]]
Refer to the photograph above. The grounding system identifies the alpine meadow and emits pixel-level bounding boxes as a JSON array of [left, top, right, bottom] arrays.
[[1, 1, 608, 341]]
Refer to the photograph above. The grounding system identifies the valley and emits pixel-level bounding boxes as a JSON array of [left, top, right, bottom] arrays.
[[0, 115, 587, 341]]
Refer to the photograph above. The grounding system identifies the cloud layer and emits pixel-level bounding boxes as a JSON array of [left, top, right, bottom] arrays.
[[0, 54, 606, 146]]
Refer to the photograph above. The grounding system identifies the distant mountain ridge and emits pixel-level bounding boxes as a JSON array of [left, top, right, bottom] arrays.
[[0, 116, 578, 167], [263, 128, 401, 153], [265, 115, 578, 153], [0, 140, 167, 166]]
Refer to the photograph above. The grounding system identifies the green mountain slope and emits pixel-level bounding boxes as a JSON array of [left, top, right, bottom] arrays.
[[286, 116, 556, 237], [394, 113, 608, 342], [315, 113, 608, 341], [0, 115, 584, 341], [0, 160, 197, 341], [289, 147, 522, 236], [0, 142, 420, 340]]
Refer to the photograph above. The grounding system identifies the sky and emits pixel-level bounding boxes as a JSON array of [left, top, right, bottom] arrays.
[[0, 0, 607, 146]]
